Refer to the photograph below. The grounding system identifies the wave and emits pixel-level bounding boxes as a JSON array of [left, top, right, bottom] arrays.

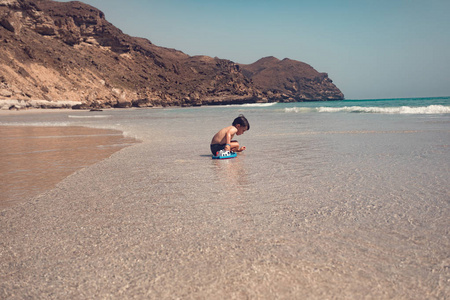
[[285, 105, 450, 114], [284, 107, 315, 113], [241, 103, 277, 107], [225, 102, 277, 107]]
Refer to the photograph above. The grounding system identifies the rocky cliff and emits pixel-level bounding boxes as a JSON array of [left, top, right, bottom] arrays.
[[239, 56, 344, 101], [0, 0, 344, 109]]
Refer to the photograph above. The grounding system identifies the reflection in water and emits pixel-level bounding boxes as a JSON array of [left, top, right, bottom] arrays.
[[0, 126, 137, 208], [212, 155, 249, 191], [211, 155, 257, 229]]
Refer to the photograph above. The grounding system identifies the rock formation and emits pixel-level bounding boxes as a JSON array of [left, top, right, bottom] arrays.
[[239, 56, 344, 102], [0, 0, 344, 109]]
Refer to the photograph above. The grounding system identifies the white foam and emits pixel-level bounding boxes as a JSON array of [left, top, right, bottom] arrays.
[[240, 103, 277, 107], [285, 105, 450, 114], [225, 102, 277, 107], [284, 107, 315, 113]]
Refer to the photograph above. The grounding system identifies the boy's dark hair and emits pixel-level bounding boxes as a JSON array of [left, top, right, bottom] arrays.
[[232, 114, 250, 130]]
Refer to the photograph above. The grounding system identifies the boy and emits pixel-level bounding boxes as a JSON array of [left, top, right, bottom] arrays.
[[210, 114, 249, 155]]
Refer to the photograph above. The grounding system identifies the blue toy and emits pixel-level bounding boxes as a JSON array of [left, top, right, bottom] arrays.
[[212, 150, 237, 159]]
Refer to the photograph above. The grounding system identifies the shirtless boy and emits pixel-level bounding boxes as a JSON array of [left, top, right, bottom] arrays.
[[210, 114, 249, 155]]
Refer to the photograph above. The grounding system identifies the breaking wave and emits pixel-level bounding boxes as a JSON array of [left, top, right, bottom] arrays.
[[241, 103, 277, 107], [226, 103, 277, 107], [284, 107, 315, 113], [285, 105, 450, 114]]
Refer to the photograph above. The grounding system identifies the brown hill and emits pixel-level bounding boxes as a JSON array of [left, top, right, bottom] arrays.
[[0, 0, 344, 109], [239, 56, 343, 101]]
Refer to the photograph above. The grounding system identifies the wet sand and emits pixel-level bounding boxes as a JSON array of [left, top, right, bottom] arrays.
[[0, 125, 138, 208]]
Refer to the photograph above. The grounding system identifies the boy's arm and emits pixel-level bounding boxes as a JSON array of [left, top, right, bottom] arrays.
[[224, 127, 237, 151]]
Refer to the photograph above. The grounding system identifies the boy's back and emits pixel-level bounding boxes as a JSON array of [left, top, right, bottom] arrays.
[[210, 125, 237, 145]]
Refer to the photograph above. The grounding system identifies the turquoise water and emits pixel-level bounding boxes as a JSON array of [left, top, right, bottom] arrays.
[[280, 96, 450, 114], [1, 97, 449, 298]]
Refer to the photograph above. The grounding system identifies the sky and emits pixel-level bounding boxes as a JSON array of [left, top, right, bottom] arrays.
[[59, 0, 450, 99]]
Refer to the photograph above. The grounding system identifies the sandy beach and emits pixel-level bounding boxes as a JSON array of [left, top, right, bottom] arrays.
[[1, 103, 449, 299]]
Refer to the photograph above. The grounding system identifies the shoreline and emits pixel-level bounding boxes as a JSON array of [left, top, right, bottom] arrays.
[[0, 108, 77, 116], [0, 99, 82, 110], [0, 97, 349, 113], [0, 106, 116, 116], [0, 125, 138, 209]]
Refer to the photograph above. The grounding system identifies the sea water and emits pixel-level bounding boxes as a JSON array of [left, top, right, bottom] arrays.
[[1, 97, 449, 298], [0, 126, 137, 207]]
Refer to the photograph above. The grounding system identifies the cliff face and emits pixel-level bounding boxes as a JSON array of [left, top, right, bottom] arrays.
[[0, 0, 344, 109]]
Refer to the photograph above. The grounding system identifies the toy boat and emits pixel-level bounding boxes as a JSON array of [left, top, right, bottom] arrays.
[[212, 150, 237, 159]]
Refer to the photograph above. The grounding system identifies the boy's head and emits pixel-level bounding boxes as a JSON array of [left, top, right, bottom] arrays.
[[232, 114, 249, 134]]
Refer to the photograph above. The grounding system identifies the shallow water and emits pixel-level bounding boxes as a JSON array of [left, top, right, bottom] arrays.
[[1, 98, 449, 298], [0, 126, 137, 208]]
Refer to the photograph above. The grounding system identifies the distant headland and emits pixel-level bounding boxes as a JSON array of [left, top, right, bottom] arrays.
[[0, 0, 344, 110]]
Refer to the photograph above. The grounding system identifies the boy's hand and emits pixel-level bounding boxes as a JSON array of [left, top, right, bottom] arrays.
[[237, 146, 246, 152]]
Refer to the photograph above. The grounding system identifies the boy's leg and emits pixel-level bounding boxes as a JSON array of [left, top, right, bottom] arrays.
[[230, 141, 241, 152], [230, 140, 246, 152], [211, 144, 225, 155]]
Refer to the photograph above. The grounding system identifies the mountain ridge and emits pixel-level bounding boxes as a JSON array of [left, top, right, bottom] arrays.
[[0, 0, 344, 109]]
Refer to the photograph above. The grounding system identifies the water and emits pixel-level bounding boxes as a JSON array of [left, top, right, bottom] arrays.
[[0, 126, 137, 208], [1, 97, 449, 299]]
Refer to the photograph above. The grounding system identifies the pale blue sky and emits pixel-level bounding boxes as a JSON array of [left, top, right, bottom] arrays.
[[59, 0, 450, 99]]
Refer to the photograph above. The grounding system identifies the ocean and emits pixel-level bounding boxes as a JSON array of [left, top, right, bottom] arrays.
[[1, 97, 449, 298]]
